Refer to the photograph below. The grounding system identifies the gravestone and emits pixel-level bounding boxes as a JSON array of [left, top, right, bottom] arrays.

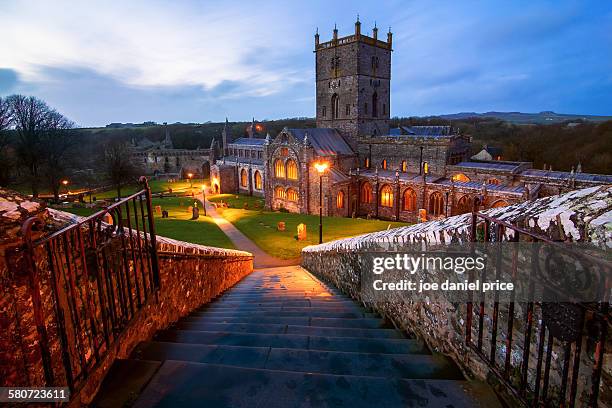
[[277, 221, 286, 231], [191, 206, 199, 220], [155, 205, 162, 215], [102, 213, 113, 225], [297, 223, 307, 240], [162, 210, 169, 218], [418, 209, 427, 222], [243, 203, 249, 209]]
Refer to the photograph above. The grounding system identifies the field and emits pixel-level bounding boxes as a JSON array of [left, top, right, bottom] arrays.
[[209, 194, 406, 259], [57, 195, 234, 249]]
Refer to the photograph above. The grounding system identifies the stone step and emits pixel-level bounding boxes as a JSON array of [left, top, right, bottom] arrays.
[[132, 341, 461, 380], [173, 322, 405, 339], [199, 305, 367, 314], [154, 330, 424, 354], [91, 359, 161, 408], [132, 361, 482, 408], [190, 309, 379, 319], [182, 315, 391, 329], [210, 298, 359, 307]]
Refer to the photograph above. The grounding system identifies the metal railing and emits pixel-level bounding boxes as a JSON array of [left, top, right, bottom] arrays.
[[17, 177, 160, 392], [467, 197, 610, 407]]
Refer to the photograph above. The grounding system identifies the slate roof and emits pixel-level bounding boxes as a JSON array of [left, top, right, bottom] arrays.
[[230, 137, 266, 146], [520, 170, 612, 184], [453, 161, 521, 172], [358, 169, 440, 183], [329, 168, 350, 183], [218, 156, 264, 166], [437, 179, 525, 194], [388, 126, 454, 138], [286, 128, 354, 156]]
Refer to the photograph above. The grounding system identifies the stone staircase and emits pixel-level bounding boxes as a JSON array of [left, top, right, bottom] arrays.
[[93, 266, 495, 407]]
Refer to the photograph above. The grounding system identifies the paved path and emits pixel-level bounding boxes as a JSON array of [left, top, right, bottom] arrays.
[[197, 193, 299, 269], [94, 266, 496, 407]]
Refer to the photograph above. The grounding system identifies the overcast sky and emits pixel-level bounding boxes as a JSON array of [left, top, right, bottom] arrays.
[[0, 0, 610, 127]]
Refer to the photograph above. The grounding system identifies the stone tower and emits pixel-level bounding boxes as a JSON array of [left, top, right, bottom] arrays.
[[315, 18, 392, 143], [222, 118, 230, 155]]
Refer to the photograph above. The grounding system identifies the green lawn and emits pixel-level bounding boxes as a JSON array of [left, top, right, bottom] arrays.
[[94, 179, 208, 200], [57, 195, 234, 250], [217, 205, 407, 259], [208, 193, 265, 210]]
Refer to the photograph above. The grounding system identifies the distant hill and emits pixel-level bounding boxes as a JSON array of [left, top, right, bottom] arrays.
[[433, 111, 612, 125]]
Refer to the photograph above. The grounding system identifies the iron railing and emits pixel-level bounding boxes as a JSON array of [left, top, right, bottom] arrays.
[[17, 177, 160, 393], [467, 198, 610, 407]]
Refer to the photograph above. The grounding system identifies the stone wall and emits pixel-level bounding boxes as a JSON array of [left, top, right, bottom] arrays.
[[0, 189, 253, 405], [302, 186, 611, 406]]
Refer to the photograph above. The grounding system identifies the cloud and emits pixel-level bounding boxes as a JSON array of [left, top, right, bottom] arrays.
[[0, 69, 19, 93], [0, 0, 308, 98]]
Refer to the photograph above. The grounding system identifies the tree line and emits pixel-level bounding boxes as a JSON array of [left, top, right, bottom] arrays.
[[0, 95, 142, 200]]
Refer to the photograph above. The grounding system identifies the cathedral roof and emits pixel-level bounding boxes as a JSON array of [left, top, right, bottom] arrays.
[[286, 128, 354, 156], [230, 137, 266, 146], [520, 169, 612, 184], [389, 126, 456, 138]]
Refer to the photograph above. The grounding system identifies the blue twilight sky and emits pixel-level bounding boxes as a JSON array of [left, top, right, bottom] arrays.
[[0, 0, 611, 127]]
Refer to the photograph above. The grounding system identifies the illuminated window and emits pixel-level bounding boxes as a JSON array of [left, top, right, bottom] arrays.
[[337, 191, 345, 209], [487, 178, 500, 185], [401, 161, 407, 172], [274, 186, 286, 199], [287, 188, 298, 202], [274, 159, 285, 178], [380, 185, 393, 207], [280, 148, 289, 156], [429, 192, 444, 216], [254, 171, 262, 190], [240, 169, 248, 187], [365, 157, 370, 168], [381, 159, 387, 170], [423, 162, 429, 174], [286, 159, 298, 180], [360, 182, 372, 204], [402, 188, 416, 211], [451, 173, 470, 182]]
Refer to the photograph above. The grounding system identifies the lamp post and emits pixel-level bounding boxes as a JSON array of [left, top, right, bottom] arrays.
[[61, 179, 69, 199], [201, 184, 207, 216], [314, 161, 329, 244]]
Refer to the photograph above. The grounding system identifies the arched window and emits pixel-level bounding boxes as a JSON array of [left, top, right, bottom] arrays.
[[372, 92, 378, 117], [487, 178, 500, 185], [380, 185, 393, 207], [337, 191, 345, 209], [401, 161, 407, 172], [240, 169, 248, 187], [402, 188, 416, 211], [360, 182, 373, 204], [429, 192, 444, 216], [491, 200, 509, 208], [451, 173, 470, 182], [331, 94, 339, 119], [381, 159, 387, 170], [274, 186, 286, 199], [274, 159, 285, 178], [254, 171, 262, 190], [456, 195, 473, 215], [286, 159, 298, 180], [287, 188, 298, 202], [365, 157, 370, 168]]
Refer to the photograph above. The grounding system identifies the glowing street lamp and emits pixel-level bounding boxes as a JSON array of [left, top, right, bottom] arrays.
[[61, 179, 69, 198], [314, 161, 329, 244], [187, 172, 194, 188]]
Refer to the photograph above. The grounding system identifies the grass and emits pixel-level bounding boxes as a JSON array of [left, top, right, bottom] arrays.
[[208, 193, 265, 210], [216, 203, 407, 259], [56, 195, 234, 250], [94, 179, 208, 200]]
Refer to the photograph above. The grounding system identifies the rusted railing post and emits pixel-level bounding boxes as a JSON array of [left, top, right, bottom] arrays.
[[141, 176, 160, 289], [21, 217, 54, 386]]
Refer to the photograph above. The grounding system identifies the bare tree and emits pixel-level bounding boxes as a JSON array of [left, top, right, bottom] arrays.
[[99, 138, 142, 199], [0, 97, 13, 186], [41, 111, 77, 201], [8, 95, 51, 197]]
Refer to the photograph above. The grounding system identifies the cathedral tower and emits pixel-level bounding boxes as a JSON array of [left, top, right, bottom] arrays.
[[315, 18, 392, 143]]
